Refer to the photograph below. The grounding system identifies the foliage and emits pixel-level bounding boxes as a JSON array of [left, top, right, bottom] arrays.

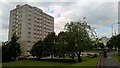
[[57, 31, 68, 59], [98, 42, 104, 49], [43, 32, 56, 59], [2, 33, 21, 62], [30, 40, 44, 59], [64, 19, 97, 62], [30, 19, 97, 62], [107, 34, 120, 49], [107, 34, 120, 56]]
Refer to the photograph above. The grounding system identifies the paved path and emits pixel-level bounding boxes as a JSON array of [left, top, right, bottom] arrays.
[[103, 52, 119, 68]]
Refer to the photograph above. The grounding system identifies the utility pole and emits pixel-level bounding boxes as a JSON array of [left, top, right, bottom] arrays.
[[111, 23, 119, 36]]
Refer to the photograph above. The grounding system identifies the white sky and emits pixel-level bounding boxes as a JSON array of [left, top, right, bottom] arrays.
[[0, 0, 119, 42]]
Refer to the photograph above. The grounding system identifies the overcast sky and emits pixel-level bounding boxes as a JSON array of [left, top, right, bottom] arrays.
[[0, 0, 119, 42]]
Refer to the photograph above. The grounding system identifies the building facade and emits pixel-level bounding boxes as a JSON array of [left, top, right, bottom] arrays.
[[8, 4, 54, 56]]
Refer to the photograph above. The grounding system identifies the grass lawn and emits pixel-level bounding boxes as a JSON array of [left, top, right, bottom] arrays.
[[70, 58, 99, 66], [2, 57, 99, 67], [2, 60, 68, 66], [112, 52, 120, 63]]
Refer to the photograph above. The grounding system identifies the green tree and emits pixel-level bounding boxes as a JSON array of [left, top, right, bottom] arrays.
[[98, 42, 104, 50], [57, 31, 68, 59], [107, 34, 120, 50], [64, 20, 96, 62], [2, 33, 21, 62], [43, 32, 56, 59], [30, 40, 44, 59]]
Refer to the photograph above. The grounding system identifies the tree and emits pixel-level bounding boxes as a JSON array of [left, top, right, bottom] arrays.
[[107, 34, 120, 50], [2, 33, 21, 62], [64, 19, 96, 62], [43, 32, 56, 59], [98, 42, 104, 50], [30, 40, 44, 59], [57, 31, 68, 59], [0, 45, 1, 63]]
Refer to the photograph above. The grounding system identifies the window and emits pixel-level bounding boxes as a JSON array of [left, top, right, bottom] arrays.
[[28, 23, 31, 25], [28, 41, 30, 43], [34, 37, 36, 39], [28, 32, 31, 34], [34, 24, 36, 27], [28, 36, 31, 38], [34, 33, 36, 35], [16, 24, 18, 27], [28, 28, 31, 30], [16, 16, 18, 19], [29, 14, 31, 17], [38, 18, 39, 20], [28, 18, 31, 21], [16, 20, 18, 23], [16, 29, 18, 31], [34, 20, 36, 23]]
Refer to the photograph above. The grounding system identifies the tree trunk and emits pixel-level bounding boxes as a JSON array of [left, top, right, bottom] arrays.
[[51, 52, 53, 59], [77, 52, 82, 62], [63, 54, 65, 59]]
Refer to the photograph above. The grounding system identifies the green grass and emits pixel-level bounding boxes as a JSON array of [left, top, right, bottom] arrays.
[[2, 57, 99, 66], [2, 60, 68, 66], [71, 58, 99, 66], [0, 63, 2, 67], [112, 53, 120, 63]]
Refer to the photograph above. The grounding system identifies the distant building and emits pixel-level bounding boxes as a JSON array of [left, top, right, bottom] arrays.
[[100, 37, 109, 47], [8, 4, 54, 56]]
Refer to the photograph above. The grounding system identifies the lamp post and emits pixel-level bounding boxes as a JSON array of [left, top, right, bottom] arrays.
[[111, 23, 119, 51]]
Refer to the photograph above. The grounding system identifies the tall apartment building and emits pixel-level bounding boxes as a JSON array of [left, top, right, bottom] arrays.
[[8, 4, 54, 56]]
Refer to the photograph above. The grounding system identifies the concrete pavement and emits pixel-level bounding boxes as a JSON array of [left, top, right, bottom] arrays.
[[103, 52, 119, 68]]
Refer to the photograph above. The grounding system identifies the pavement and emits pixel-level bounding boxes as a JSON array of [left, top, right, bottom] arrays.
[[103, 52, 120, 68]]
